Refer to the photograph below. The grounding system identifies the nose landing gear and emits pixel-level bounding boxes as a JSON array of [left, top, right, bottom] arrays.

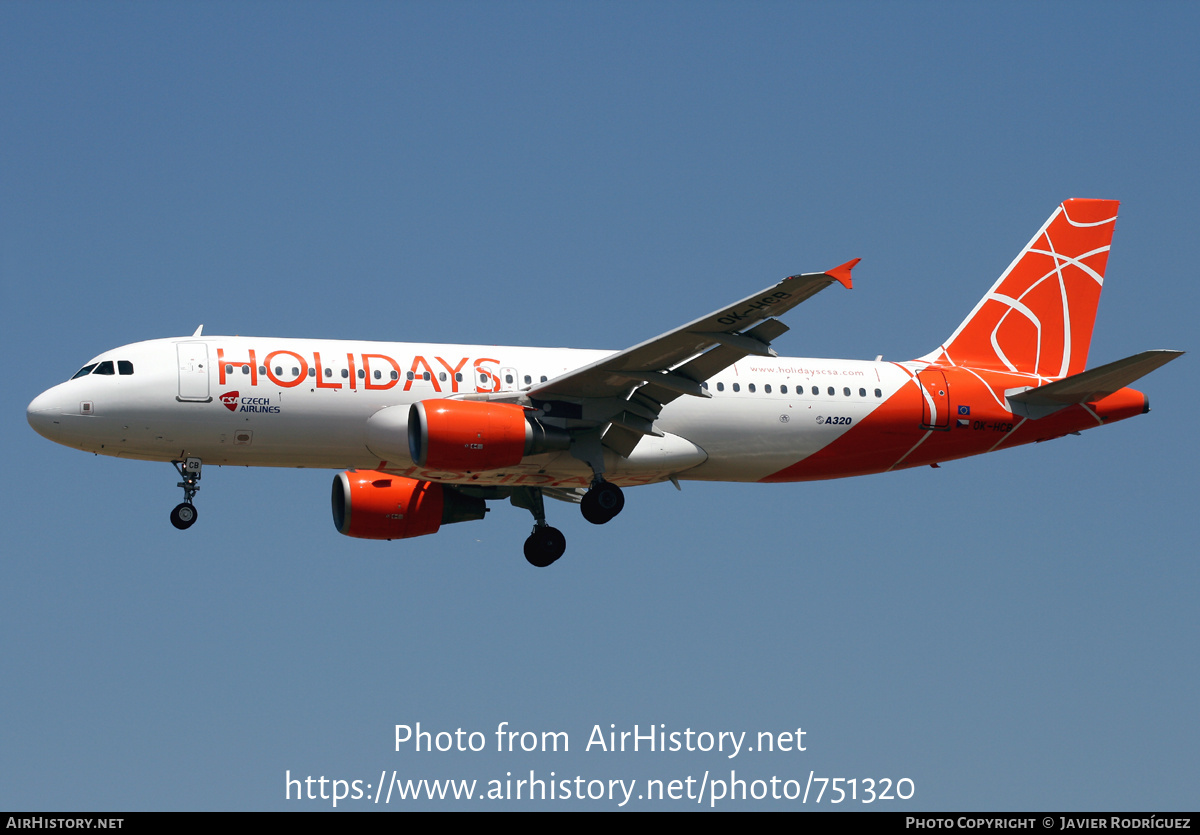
[[170, 502, 198, 530], [170, 457, 202, 530]]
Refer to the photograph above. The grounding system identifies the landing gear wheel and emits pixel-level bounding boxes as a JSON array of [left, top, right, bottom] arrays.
[[524, 526, 566, 567], [170, 502, 198, 530], [170, 458, 202, 530], [580, 481, 625, 525]]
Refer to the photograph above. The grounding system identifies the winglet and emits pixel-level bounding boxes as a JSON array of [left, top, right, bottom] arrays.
[[824, 258, 860, 289]]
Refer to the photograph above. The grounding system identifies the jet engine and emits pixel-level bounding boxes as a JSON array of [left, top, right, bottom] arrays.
[[407, 400, 569, 471], [331, 470, 486, 540]]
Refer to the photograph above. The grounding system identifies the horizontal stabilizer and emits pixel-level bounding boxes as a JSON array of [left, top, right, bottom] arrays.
[[1006, 349, 1183, 418]]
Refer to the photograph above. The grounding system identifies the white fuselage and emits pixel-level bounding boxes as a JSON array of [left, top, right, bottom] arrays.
[[27, 336, 911, 488]]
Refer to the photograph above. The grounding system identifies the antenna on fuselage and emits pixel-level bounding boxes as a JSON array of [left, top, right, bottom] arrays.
[[192, 325, 204, 337]]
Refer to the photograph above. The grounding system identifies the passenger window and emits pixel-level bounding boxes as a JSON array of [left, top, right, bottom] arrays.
[[716, 382, 724, 391], [812, 386, 819, 395], [423, 372, 430, 381], [341, 368, 349, 378], [358, 369, 365, 379], [406, 371, 414, 380], [780, 385, 787, 394], [275, 366, 283, 375], [258, 365, 266, 375], [390, 370, 399, 380], [439, 372, 447, 381], [324, 368, 333, 378], [540, 376, 547, 382], [374, 370, 381, 379], [242, 365, 251, 374], [118, 361, 134, 375], [71, 364, 97, 379], [748, 383, 756, 393], [524, 375, 531, 385], [291, 367, 299, 376], [456, 373, 463, 382], [94, 361, 115, 375], [859, 387, 866, 397], [875, 388, 882, 398], [827, 386, 834, 396], [764, 384, 772, 393], [843, 387, 850, 396], [732, 383, 740, 392], [308, 368, 316, 378], [505, 374, 513, 384]]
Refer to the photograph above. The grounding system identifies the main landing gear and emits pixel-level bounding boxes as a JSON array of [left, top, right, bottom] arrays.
[[580, 479, 624, 525], [170, 457, 202, 530], [524, 525, 567, 568], [512, 487, 567, 568], [568, 432, 625, 526], [511, 479, 624, 567]]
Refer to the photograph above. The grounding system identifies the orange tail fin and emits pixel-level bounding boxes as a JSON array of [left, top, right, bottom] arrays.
[[924, 199, 1119, 379]]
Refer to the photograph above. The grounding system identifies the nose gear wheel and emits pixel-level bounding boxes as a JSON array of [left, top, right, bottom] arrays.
[[170, 502, 198, 530], [170, 458, 202, 530]]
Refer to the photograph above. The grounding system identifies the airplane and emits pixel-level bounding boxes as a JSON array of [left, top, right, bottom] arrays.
[[27, 199, 1183, 567]]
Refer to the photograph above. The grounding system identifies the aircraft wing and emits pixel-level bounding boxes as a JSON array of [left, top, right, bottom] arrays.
[[525, 260, 858, 454]]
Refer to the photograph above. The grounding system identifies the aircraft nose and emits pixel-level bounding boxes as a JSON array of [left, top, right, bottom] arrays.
[[27, 386, 72, 441]]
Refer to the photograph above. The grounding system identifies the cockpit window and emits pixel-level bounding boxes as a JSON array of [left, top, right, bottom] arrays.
[[118, 360, 134, 375], [71, 364, 98, 380], [93, 361, 115, 375]]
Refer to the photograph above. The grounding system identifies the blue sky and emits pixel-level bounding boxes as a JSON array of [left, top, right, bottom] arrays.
[[3, 2, 1197, 811]]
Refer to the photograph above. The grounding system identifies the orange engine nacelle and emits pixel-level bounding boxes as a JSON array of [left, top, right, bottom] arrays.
[[408, 400, 569, 472], [331, 471, 486, 540]]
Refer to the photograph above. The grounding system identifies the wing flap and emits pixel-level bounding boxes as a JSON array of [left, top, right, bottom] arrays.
[[601, 424, 645, 458], [625, 318, 791, 412]]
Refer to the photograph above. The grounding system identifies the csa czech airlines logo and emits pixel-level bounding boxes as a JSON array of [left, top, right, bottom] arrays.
[[220, 391, 281, 414]]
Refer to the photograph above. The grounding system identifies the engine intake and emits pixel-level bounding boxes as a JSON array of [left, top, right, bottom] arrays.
[[408, 400, 569, 471], [331, 470, 486, 540]]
